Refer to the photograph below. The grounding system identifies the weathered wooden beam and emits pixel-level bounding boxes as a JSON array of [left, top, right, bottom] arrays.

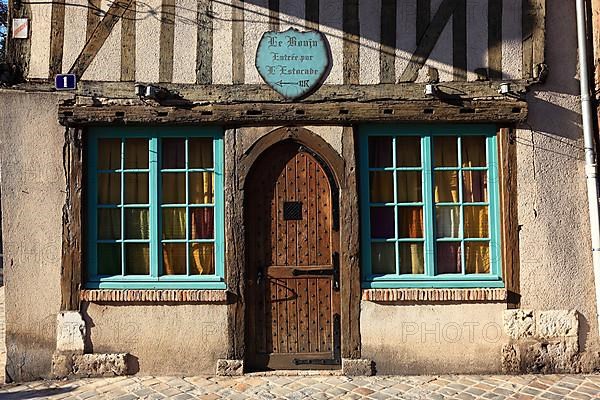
[[69, 0, 135, 78], [15, 80, 530, 103], [498, 127, 520, 304], [120, 2, 136, 81], [6, 0, 32, 79], [61, 127, 84, 311], [340, 125, 361, 358], [343, 0, 360, 84], [49, 0, 66, 77], [522, 0, 546, 80], [196, 0, 213, 84], [400, 0, 458, 82], [232, 0, 245, 84], [58, 98, 528, 126], [159, 0, 176, 83]]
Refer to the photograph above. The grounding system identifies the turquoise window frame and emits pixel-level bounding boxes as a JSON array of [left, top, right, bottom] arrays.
[[359, 124, 504, 289], [86, 126, 226, 289]]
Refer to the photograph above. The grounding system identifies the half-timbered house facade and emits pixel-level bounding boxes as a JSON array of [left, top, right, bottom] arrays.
[[2, 0, 600, 381]]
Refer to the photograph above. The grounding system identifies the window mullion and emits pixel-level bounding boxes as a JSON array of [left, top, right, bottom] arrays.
[[120, 139, 125, 276], [458, 136, 465, 274], [423, 136, 435, 277], [150, 137, 159, 278]]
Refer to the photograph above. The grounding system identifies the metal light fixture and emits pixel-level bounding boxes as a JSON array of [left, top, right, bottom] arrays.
[[424, 84, 437, 97], [498, 82, 511, 95]]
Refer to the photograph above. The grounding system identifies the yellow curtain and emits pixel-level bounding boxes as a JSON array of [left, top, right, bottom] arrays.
[[191, 243, 215, 275], [189, 138, 213, 168]]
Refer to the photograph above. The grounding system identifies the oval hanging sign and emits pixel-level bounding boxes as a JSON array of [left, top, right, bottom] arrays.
[[255, 28, 331, 100]]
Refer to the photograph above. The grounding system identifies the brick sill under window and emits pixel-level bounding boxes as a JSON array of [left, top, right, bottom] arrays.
[[80, 289, 229, 303], [362, 288, 508, 302]]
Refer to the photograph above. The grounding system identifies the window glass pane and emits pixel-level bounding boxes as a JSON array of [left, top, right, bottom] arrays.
[[369, 171, 394, 203], [434, 171, 459, 203], [190, 172, 214, 204], [125, 173, 149, 204], [465, 242, 490, 274], [399, 243, 424, 274], [190, 243, 215, 275], [370, 207, 394, 239], [163, 243, 187, 275], [124, 138, 149, 169], [191, 208, 214, 239], [125, 208, 149, 239], [397, 207, 423, 238], [463, 171, 488, 203], [98, 173, 121, 204], [189, 138, 213, 169], [162, 173, 186, 204], [98, 139, 121, 170], [437, 242, 461, 274], [98, 209, 120, 240], [433, 136, 458, 167], [464, 206, 489, 238], [162, 138, 185, 169], [163, 208, 186, 239], [396, 136, 421, 167], [436, 206, 460, 238], [397, 171, 422, 202], [125, 243, 150, 275], [462, 136, 487, 167], [368, 136, 392, 167], [98, 243, 121, 275], [371, 243, 395, 274]]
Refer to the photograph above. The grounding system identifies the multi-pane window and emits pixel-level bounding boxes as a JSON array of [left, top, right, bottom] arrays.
[[360, 125, 503, 288], [87, 127, 225, 289]]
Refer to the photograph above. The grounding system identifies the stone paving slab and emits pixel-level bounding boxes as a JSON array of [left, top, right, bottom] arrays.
[[0, 374, 599, 399]]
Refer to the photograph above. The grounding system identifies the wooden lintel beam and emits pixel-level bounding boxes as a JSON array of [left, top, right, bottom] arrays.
[[58, 99, 528, 126], [15, 81, 530, 103]]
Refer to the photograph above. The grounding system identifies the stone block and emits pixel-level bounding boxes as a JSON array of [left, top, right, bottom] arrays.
[[501, 344, 519, 374], [72, 353, 129, 377], [56, 311, 86, 353], [503, 309, 535, 339], [536, 310, 578, 338], [342, 359, 374, 376], [51, 352, 74, 378], [216, 359, 244, 376]]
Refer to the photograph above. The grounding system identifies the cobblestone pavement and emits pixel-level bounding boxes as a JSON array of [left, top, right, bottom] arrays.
[[0, 373, 599, 399]]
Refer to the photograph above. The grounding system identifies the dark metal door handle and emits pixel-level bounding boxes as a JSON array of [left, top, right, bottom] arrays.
[[292, 268, 334, 276]]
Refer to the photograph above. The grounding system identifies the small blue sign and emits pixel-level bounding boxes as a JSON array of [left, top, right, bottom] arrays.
[[55, 74, 77, 91], [256, 28, 330, 99]]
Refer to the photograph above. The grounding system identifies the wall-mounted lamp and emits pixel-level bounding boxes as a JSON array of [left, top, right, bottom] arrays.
[[498, 82, 511, 95], [134, 84, 146, 97], [424, 84, 438, 97]]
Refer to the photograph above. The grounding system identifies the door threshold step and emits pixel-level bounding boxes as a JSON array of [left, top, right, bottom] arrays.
[[245, 369, 343, 377]]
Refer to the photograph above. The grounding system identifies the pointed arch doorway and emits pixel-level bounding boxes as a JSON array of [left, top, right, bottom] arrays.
[[244, 134, 341, 370]]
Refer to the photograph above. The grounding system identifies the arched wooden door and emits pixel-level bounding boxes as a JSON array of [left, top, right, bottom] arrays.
[[245, 141, 341, 370]]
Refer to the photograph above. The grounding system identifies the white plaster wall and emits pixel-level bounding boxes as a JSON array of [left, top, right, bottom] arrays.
[[83, 303, 228, 375], [0, 91, 68, 381], [135, 0, 162, 83], [83, 0, 122, 82], [172, 0, 198, 84], [61, 0, 87, 74], [466, 0, 488, 81], [244, 0, 270, 84], [212, 0, 234, 84], [28, 0, 52, 79], [515, 0, 600, 369], [361, 302, 507, 374], [358, 0, 381, 84]]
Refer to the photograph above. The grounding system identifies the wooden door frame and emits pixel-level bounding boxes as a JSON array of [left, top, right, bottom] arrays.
[[225, 126, 362, 365]]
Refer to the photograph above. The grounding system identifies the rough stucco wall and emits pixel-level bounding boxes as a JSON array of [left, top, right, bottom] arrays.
[[516, 0, 600, 369], [361, 302, 507, 375], [0, 91, 68, 381], [82, 303, 228, 375]]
